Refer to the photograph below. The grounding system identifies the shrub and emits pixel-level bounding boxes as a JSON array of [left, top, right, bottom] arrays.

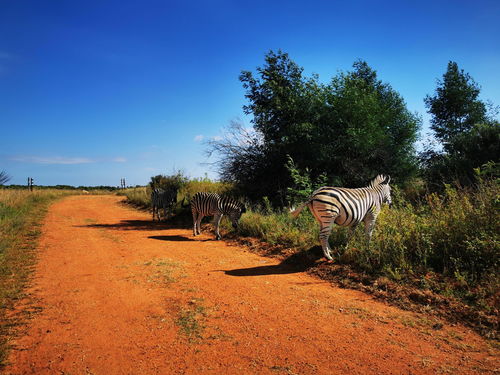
[[338, 178, 499, 295], [121, 177, 237, 214]]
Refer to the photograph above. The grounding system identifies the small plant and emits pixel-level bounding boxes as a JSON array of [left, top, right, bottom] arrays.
[[285, 155, 328, 206], [175, 299, 208, 342]]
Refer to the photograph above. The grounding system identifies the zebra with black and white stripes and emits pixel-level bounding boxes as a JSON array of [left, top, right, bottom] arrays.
[[151, 187, 178, 221], [291, 175, 392, 260], [191, 192, 246, 240]]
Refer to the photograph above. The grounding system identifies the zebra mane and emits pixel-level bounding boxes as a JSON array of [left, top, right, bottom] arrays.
[[368, 174, 391, 188]]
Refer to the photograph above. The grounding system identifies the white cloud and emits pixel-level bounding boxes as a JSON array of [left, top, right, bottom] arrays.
[[194, 135, 204, 142], [10, 156, 94, 165], [211, 136, 223, 141], [9, 155, 128, 164]]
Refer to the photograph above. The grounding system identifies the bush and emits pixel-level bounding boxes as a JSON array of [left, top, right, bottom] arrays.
[[121, 177, 237, 213]]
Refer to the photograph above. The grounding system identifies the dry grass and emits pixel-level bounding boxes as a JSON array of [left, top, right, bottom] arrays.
[[0, 188, 77, 367]]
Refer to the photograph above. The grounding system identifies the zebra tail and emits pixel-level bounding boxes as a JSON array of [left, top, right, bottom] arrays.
[[290, 199, 310, 218]]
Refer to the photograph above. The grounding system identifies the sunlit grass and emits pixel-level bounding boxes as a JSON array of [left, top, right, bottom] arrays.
[[251, 182, 498, 320], [0, 188, 76, 367]]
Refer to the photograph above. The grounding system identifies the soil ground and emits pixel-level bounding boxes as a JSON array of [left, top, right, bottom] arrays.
[[4, 195, 499, 374]]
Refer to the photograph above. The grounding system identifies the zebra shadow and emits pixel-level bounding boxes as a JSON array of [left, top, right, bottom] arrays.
[[79, 219, 191, 231], [222, 246, 323, 277], [148, 235, 196, 242]]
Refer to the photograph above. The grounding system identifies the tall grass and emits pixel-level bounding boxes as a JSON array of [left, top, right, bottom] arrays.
[[122, 177, 498, 289], [0, 189, 76, 367], [343, 181, 499, 284], [235, 180, 499, 315]]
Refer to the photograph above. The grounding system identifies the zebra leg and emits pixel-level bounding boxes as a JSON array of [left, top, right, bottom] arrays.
[[196, 214, 204, 236], [214, 214, 223, 240], [152, 205, 157, 221], [192, 211, 198, 236], [363, 214, 377, 242], [319, 224, 334, 261], [310, 201, 337, 261]]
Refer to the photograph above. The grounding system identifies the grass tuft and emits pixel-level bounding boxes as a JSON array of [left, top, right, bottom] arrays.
[[175, 299, 208, 342]]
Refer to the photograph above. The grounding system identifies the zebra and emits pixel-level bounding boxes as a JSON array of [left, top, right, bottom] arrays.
[[151, 187, 178, 221], [291, 174, 392, 261], [191, 192, 246, 240]]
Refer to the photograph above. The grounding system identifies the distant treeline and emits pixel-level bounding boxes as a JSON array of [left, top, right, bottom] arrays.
[[0, 184, 142, 191]]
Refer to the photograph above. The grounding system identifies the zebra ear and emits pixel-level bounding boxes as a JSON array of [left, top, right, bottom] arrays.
[[382, 175, 391, 185]]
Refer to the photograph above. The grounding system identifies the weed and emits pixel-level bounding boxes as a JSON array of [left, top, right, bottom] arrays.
[[144, 258, 185, 285], [175, 300, 208, 342]]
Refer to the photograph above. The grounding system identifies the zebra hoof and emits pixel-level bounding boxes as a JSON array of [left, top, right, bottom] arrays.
[[215, 235, 221, 240]]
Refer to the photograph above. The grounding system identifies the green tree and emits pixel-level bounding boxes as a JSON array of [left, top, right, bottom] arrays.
[[209, 51, 420, 204], [421, 122, 500, 187], [422, 62, 499, 188], [320, 60, 420, 186], [237, 50, 326, 202], [424, 61, 487, 147], [149, 172, 188, 191]]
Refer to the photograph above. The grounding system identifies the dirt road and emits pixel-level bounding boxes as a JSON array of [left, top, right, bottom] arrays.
[[5, 195, 498, 374]]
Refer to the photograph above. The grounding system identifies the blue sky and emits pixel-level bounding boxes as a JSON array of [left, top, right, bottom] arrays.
[[1, 0, 499, 186]]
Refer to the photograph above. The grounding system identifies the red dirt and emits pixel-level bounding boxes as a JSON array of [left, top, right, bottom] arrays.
[[4, 195, 499, 374]]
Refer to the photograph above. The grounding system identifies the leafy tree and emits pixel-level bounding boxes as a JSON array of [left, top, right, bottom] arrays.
[[422, 62, 499, 188], [209, 51, 420, 204], [149, 172, 188, 191], [424, 61, 487, 147], [320, 60, 420, 186], [421, 122, 500, 187], [236, 50, 326, 202]]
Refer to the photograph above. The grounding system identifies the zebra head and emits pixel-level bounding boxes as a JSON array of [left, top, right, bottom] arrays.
[[370, 174, 392, 207], [227, 203, 246, 229]]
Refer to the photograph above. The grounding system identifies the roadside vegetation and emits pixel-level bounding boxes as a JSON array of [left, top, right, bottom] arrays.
[[0, 189, 78, 365], [121, 173, 499, 337], [119, 175, 235, 212], [0, 188, 115, 366]]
